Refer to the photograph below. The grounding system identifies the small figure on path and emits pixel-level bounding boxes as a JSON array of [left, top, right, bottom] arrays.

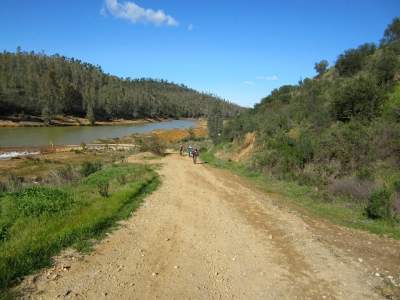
[[179, 144, 184, 156], [192, 148, 199, 164], [188, 144, 193, 157]]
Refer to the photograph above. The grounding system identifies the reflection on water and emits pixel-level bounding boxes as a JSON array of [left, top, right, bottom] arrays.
[[0, 119, 196, 147]]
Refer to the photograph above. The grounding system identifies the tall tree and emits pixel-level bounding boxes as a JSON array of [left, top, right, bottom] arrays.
[[381, 17, 400, 45], [0, 50, 243, 123], [314, 60, 329, 77]]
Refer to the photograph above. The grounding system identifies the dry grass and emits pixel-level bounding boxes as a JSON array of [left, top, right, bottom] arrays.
[[0, 151, 127, 182], [328, 177, 378, 202], [152, 125, 207, 143]]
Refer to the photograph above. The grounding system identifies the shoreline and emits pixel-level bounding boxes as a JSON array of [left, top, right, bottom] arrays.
[[0, 119, 205, 155], [0, 115, 174, 128]]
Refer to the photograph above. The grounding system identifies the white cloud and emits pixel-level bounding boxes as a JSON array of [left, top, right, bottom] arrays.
[[256, 75, 279, 81], [104, 0, 178, 27], [243, 81, 255, 86], [188, 24, 194, 31]]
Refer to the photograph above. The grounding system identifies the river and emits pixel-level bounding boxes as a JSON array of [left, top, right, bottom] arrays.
[[0, 119, 196, 147]]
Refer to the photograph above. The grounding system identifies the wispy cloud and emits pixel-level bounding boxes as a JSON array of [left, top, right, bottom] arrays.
[[188, 24, 194, 31], [256, 75, 279, 81], [103, 0, 178, 27], [243, 81, 255, 86]]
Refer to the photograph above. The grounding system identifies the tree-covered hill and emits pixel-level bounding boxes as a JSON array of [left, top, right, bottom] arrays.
[[0, 50, 242, 124], [219, 17, 400, 219]]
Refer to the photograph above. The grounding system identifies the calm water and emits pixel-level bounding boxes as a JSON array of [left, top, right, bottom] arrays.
[[0, 119, 196, 147]]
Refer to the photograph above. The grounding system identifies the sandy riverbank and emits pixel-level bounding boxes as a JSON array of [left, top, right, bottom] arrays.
[[0, 115, 170, 127]]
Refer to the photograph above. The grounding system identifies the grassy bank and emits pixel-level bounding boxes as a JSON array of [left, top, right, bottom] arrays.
[[201, 148, 400, 240], [0, 163, 159, 295]]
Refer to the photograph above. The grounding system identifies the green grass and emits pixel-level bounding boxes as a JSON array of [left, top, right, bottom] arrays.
[[201, 149, 400, 240], [0, 163, 159, 295]]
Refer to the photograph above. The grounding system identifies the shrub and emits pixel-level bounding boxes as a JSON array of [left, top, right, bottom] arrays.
[[97, 181, 109, 198], [187, 127, 195, 139], [331, 75, 383, 122], [372, 48, 399, 85], [80, 142, 87, 151], [356, 166, 375, 181], [48, 164, 77, 185], [394, 192, 400, 216], [335, 43, 376, 77], [393, 181, 400, 216], [138, 136, 166, 156], [314, 60, 329, 77], [329, 177, 376, 202], [366, 188, 393, 219], [316, 121, 373, 174], [381, 17, 400, 45], [12, 186, 74, 217], [80, 161, 103, 177], [0, 181, 7, 194], [6, 174, 23, 192], [394, 180, 400, 193], [117, 174, 127, 185]]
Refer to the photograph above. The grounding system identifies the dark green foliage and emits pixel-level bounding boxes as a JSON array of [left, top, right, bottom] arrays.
[[381, 17, 400, 45], [12, 186, 74, 217], [335, 43, 376, 77], [80, 161, 103, 177], [373, 48, 399, 85], [366, 188, 393, 219], [0, 50, 242, 120], [331, 75, 383, 121], [314, 59, 329, 77], [394, 180, 400, 193]]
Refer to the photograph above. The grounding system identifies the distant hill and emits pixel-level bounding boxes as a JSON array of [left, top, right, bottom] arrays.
[[0, 50, 243, 124]]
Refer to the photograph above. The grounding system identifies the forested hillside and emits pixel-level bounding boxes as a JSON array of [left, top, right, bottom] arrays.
[[0, 50, 242, 124], [220, 18, 400, 219]]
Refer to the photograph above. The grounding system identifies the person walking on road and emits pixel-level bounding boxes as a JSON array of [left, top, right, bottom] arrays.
[[179, 144, 184, 156], [192, 148, 199, 164]]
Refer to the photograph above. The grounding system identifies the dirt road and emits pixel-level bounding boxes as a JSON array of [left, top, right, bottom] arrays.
[[19, 154, 399, 299]]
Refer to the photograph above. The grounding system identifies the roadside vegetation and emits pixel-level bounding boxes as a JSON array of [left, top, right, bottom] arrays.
[[201, 148, 400, 239], [206, 18, 400, 236], [0, 150, 159, 297]]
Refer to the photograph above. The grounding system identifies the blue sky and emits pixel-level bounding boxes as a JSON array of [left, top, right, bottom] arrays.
[[1, 0, 399, 107]]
